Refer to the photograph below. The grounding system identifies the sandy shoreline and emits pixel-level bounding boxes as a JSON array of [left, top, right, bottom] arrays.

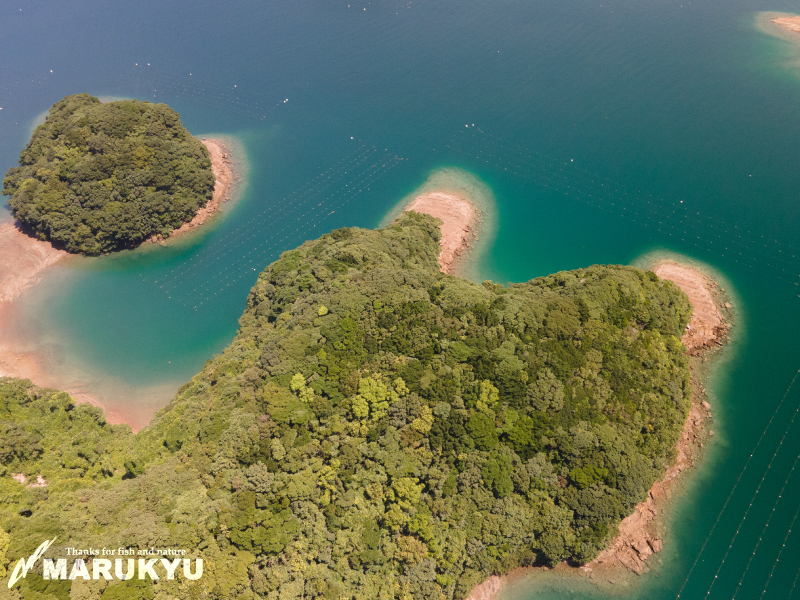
[[404, 191, 478, 274], [0, 136, 237, 431], [0, 301, 136, 428], [0, 224, 77, 409], [0, 221, 69, 303], [467, 259, 733, 598], [149, 137, 237, 242], [772, 15, 800, 34], [383, 168, 495, 280], [756, 12, 800, 69]]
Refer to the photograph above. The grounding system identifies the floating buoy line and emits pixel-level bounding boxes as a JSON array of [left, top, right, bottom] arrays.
[[447, 127, 800, 292], [149, 144, 402, 310], [675, 370, 800, 599]]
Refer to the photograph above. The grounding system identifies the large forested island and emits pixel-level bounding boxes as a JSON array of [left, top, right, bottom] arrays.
[[0, 213, 693, 599], [2, 94, 215, 254]]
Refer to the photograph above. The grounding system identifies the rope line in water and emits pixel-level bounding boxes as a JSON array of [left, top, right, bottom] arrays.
[[177, 156, 400, 307], [450, 143, 797, 275], [154, 146, 395, 295], [123, 68, 288, 121], [703, 380, 800, 598], [730, 433, 800, 597], [158, 146, 376, 281], [450, 127, 800, 258], [149, 145, 403, 309], [789, 562, 800, 598], [674, 369, 800, 598], [757, 452, 800, 599], [155, 144, 381, 290], [178, 157, 398, 301], [446, 128, 800, 287]]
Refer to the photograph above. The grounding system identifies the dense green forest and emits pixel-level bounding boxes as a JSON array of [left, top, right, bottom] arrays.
[[2, 94, 214, 254], [0, 213, 693, 599]]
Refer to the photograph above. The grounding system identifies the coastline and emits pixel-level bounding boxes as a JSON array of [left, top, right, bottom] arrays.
[[586, 260, 732, 578], [0, 220, 69, 303], [769, 14, 800, 34], [467, 257, 734, 599], [0, 134, 241, 432], [382, 167, 496, 277], [755, 12, 800, 71], [0, 299, 150, 431], [150, 136, 240, 242], [405, 191, 477, 274], [0, 224, 149, 428], [0, 221, 73, 407]]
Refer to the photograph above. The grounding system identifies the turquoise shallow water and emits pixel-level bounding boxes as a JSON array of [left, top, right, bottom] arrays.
[[2, 0, 800, 596]]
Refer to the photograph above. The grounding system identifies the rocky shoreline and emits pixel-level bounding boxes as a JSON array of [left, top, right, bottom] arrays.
[[584, 262, 733, 576], [0, 222, 70, 394], [466, 259, 733, 598], [772, 15, 800, 34]]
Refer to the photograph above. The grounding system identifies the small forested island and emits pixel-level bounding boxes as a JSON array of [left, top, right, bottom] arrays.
[[0, 213, 695, 599], [2, 94, 215, 254]]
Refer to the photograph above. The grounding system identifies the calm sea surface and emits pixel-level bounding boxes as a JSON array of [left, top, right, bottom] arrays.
[[2, 0, 800, 596]]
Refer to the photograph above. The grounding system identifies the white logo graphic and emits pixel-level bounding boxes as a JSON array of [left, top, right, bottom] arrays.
[[7, 539, 203, 588]]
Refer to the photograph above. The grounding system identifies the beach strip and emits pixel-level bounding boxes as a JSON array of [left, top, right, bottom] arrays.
[[772, 15, 800, 34], [157, 137, 236, 239], [404, 191, 477, 275], [0, 136, 237, 431]]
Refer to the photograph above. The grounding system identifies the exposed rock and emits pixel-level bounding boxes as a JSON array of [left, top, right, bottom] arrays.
[[653, 262, 724, 351], [772, 15, 800, 33], [584, 261, 731, 579], [10, 472, 48, 488], [633, 539, 653, 559]]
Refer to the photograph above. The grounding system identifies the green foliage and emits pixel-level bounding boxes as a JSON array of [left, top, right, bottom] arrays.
[[467, 413, 499, 451], [481, 452, 514, 498], [100, 578, 154, 600], [15, 573, 71, 600], [569, 465, 610, 490], [0, 529, 9, 580], [0, 213, 692, 599], [2, 94, 214, 254]]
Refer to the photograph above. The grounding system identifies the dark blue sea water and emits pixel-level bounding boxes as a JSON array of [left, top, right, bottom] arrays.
[[2, 0, 800, 597]]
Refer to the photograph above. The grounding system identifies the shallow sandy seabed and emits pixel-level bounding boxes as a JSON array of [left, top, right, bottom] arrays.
[[755, 12, 800, 70], [382, 167, 496, 279], [404, 191, 475, 274], [0, 136, 239, 431]]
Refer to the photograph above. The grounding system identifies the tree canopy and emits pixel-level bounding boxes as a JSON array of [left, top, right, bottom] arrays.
[[0, 213, 693, 599], [2, 94, 214, 254]]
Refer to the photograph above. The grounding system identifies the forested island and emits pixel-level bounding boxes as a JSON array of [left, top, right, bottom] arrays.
[[0, 213, 695, 599], [2, 94, 215, 254]]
